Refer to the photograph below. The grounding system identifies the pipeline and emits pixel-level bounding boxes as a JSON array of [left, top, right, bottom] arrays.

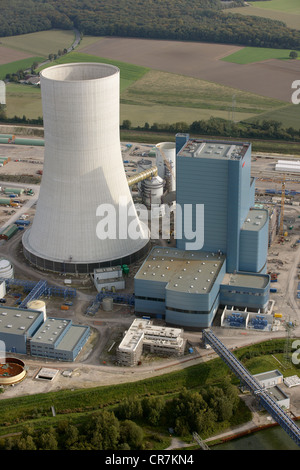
[[127, 166, 158, 187]]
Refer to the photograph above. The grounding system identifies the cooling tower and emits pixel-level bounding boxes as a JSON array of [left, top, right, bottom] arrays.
[[23, 63, 149, 274]]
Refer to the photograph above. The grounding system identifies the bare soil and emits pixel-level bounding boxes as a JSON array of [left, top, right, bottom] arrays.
[[80, 37, 297, 102], [0, 46, 33, 65]]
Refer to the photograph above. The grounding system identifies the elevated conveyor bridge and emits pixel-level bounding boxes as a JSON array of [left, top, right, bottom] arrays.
[[202, 329, 300, 447]]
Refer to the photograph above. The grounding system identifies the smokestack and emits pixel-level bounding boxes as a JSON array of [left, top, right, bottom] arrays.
[[23, 63, 149, 273]]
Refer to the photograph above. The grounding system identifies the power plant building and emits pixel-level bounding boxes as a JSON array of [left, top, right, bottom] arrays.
[[134, 136, 270, 328], [23, 63, 149, 274], [0, 306, 90, 361]]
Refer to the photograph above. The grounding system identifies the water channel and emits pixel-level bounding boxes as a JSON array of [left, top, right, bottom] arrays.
[[211, 426, 300, 450]]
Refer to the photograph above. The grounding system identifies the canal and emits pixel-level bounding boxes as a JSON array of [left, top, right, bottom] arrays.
[[211, 426, 300, 450]]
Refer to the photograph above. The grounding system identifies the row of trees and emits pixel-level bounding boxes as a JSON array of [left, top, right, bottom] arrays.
[[0, 379, 239, 450], [2, 0, 300, 50], [122, 117, 300, 142]]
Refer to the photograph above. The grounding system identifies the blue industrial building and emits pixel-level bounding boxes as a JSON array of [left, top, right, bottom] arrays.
[[134, 136, 270, 328], [0, 306, 90, 361]]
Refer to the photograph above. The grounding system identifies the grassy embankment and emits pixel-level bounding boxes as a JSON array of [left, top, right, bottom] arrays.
[[0, 338, 299, 447]]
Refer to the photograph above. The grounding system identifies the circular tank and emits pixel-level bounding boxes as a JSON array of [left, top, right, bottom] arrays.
[[137, 159, 153, 195], [0, 258, 14, 279], [27, 300, 47, 321], [142, 176, 164, 208], [155, 142, 176, 191], [0, 358, 26, 385], [102, 297, 113, 311]]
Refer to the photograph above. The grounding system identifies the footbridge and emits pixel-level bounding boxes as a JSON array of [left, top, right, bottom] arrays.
[[202, 329, 300, 447]]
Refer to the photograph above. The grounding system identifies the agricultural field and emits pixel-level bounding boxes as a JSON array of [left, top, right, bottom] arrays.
[[222, 47, 300, 65], [226, 1, 300, 30], [249, 0, 300, 15], [0, 29, 75, 58], [1, 30, 299, 129], [38, 52, 149, 93]]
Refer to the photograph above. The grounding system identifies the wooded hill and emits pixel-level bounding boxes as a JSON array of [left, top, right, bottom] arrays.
[[2, 0, 300, 50]]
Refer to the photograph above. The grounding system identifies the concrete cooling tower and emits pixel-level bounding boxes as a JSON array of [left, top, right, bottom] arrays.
[[23, 63, 149, 274]]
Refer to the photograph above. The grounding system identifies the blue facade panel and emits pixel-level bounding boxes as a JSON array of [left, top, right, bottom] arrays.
[[239, 212, 269, 273], [176, 157, 228, 253], [220, 274, 270, 310]]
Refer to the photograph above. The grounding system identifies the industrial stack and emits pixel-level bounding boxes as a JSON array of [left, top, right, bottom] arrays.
[[22, 63, 149, 274]]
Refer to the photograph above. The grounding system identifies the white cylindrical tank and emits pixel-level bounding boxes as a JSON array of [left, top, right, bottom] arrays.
[[137, 159, 153, 195], [0, 258, 14, 279], [0, 81, 5, 105], [27, 300, 47, 321], [22, 63, 149, 273], [142, 176, 164, 208], [102, 296, 113, 311], [155, 142, 176, 191]]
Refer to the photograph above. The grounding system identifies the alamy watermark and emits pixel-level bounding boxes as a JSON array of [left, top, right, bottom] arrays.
[[0, 340, 5, 363], [292, 80, 300, 104], [292, 340, 300, 365], [96, 199, 205, 250]]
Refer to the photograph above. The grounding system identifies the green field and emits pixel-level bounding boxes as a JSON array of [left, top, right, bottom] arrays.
[[249, 0, 300, 14], [1, 32, 298, 130], [3, 51, 286, 126], [39, 52, 150, 93], [0, 57, 45, 80], [0, 29, 75, 58], [222, 47, 300, 64], [226, 5, 300, 30], [245, 103, 300, 129], [119, 68, 286, 126]]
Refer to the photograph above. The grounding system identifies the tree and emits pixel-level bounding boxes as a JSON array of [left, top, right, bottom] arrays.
[[84, 410, 120, 450], [119, 420, 144, 449], [122, 119, 132, 130], [116, 396, 143, 420], [290, 51, 298, 59], [37, 427, 58, 450]]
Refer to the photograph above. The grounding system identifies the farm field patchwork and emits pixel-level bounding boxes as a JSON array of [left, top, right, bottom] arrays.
[[78, 37, 299, 102], [5, 53, 288, 126], [1, 32, 299, 129]]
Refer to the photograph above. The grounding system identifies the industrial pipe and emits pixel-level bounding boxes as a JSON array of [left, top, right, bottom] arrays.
[[127, 166, 158, 187]]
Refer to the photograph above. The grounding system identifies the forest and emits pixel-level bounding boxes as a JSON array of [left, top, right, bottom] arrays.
[[1, 0, 300, 50]]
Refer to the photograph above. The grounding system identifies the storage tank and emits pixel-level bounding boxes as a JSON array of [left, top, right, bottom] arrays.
[[22, 63, 149, 274], [102, 296, 113, 311], [27, 300, 47, 321], [141, 176, 164, 208], [0, 81, 5, 105], [0, 258, 14, 279], [155, 142, 176, 191], [137, 159, 153, 195]]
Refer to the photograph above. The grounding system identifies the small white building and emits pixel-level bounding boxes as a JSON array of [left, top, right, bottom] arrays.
[[253, 370, 290, 409], [93, 266, 125, 293], [117, 318, 186, 366]]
